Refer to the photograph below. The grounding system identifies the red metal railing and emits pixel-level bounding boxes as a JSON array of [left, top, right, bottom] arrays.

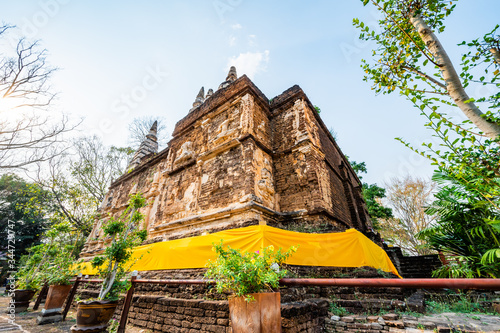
[[61, 275, 500, 333], [279, 278, 500, 290]]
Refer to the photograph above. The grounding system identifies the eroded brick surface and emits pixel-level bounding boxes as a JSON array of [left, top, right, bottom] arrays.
[[81, 74, 373, 259]]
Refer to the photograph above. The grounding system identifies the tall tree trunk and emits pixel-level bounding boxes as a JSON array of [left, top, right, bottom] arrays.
[[410, 14, 500, 140]]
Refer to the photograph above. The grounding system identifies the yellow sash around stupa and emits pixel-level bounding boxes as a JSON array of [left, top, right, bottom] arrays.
[[79, 225, 400, 278]]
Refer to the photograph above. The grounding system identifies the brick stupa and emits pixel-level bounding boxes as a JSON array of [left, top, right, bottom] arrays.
[[81, 67, 374, 258]]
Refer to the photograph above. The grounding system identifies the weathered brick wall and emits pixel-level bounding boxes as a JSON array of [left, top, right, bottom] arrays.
[[384, 246, 442, 278], [113, 296, 328, 333], [73, 286, 328, 333]]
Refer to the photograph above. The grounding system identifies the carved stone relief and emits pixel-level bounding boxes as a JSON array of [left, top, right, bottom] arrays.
[[174, 141, 195, 166]]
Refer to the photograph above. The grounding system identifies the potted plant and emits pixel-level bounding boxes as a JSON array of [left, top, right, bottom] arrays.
[[13, 222, 75, 313], [11, 255, 42, 313], [205, 241, 297, 333], [37, 244, 80, 324], [71, 193, 147, 333]]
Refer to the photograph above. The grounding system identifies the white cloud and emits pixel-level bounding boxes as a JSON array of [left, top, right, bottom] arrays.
[[231, 23, 242, 30], [229, 35, 237, 46], [248, 34, 257, 47], [227, 50, 270, 79]]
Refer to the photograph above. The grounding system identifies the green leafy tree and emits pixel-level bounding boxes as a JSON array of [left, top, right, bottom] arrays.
[[71, 135, 134, 204], [355, 0, 500, 139], [350, 160, 393, 229], [0, 174, 55, 262], [32, 136, 134, 236], [355, 0, 500, 275]]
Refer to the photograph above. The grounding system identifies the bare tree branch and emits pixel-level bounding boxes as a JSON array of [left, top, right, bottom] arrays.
[[128, 116, 169, 149], [0, 24, 77, 170]]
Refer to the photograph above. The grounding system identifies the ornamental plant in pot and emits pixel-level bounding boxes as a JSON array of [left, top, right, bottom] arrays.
[[37, 243, 81, 324], [11, 256, 41, 313], [205, 241, 297, 333], [12, 223, 72, 313], [71, 193, 147, 333]]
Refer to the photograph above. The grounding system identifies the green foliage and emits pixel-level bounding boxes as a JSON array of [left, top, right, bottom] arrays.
[[15, 249, 44, 290], [41, 244, 80, 286], [71, 136, 134, 204], [350, 160, 367, 176], [356, 0, 500, 276], [107, 319, 119, 333], [363, 183, 394, 225], [205, 241, 297, 301], [91, 192, 147, 300], [426, 293, 492, 314], [15, 222, 80, 289], [356, 0, 458, 97], [329, 301, 350, 316], [314, 105, 321, 114], [348, 159, 393, 229], [417, 172, 500, 278], [0, 174, 56, 263]]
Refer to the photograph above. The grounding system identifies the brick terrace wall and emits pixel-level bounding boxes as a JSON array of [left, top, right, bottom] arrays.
[[108, 295, 328, 333], [72, 267, 418, 333], [384, 246, 442, 278]]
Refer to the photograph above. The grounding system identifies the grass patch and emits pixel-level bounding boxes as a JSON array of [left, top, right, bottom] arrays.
[[329, 302, 350, 316], [426, 292, 494, 315]]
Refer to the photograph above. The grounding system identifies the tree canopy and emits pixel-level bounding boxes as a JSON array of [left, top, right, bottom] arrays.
[[349, 159, 393, 229], [356, 0, 500, 276], [0, 174, 55, 262]]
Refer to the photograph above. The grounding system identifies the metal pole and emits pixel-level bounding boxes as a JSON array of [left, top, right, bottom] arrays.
[[117, 271, 138, 333], [279, 278, 500, 290], [62, 274, 82, 321]]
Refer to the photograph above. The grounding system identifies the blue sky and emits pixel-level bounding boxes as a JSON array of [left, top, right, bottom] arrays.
[[1, 0, 499, 185]]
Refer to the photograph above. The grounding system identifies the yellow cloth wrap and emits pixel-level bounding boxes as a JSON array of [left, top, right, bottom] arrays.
[[79, 225, 401, 278]]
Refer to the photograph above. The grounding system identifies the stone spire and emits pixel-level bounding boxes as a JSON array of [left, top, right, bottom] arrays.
[[206, 88, 214, 99], [193, 87, 205, 107], [218, 66, 237, 89], [128, 121, 159, 171], [189, 87, 205, 113]]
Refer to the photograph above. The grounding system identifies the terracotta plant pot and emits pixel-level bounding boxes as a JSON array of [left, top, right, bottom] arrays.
[[228, 292, 281, 333], [45, 284, 73, 310], [11, 289, 36, 313], [36, 284, 73, 325], [70, 300, 118, 333]]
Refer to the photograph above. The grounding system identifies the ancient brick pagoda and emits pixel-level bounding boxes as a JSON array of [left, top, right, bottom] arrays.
[[81, 67, 374, 258]]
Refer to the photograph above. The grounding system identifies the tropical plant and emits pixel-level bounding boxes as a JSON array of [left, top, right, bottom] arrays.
[[417, 172, 500, 278], [15, 252, 44, 290], [205, 241, 297, 301], [90, 193, 147, 301]]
